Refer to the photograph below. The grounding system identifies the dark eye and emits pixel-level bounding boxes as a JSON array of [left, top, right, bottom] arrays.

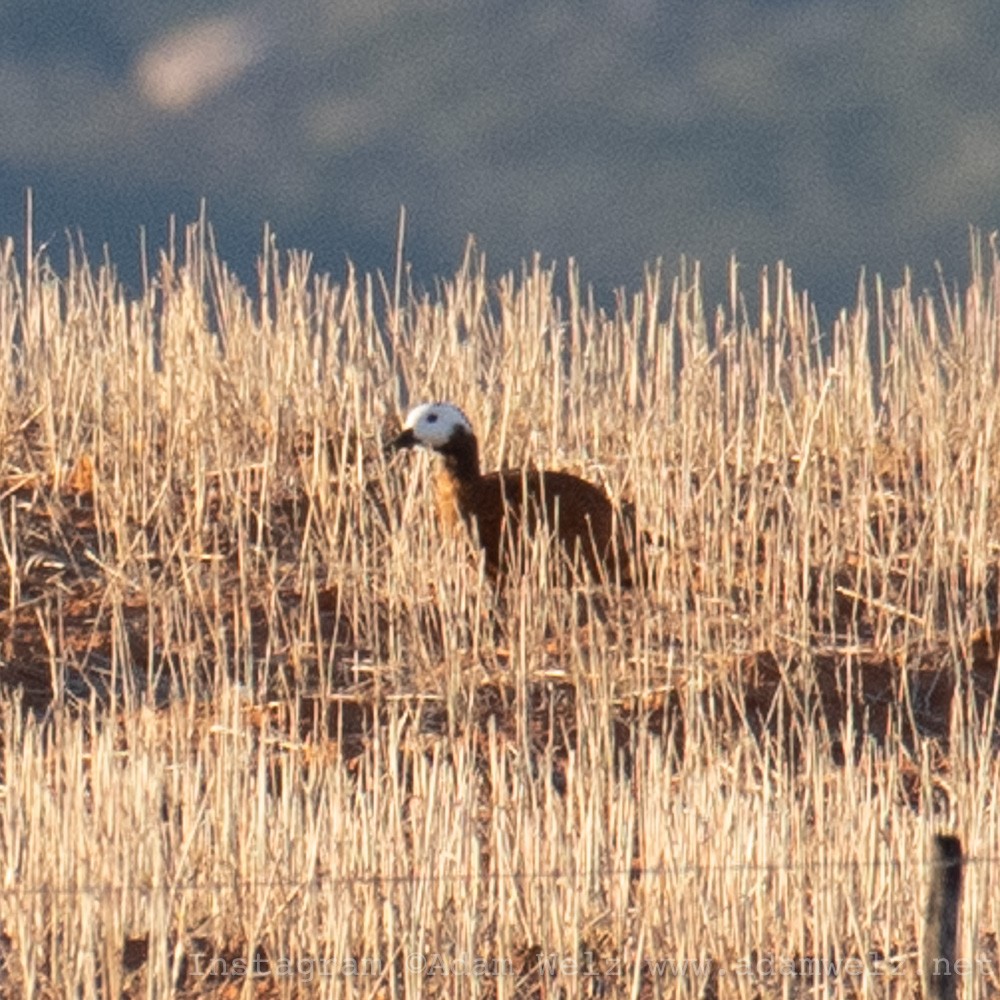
[[427, 413, 438, 424]]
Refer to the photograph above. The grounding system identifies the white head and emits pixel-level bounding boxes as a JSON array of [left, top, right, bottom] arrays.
[[393, 401, 474, 452]]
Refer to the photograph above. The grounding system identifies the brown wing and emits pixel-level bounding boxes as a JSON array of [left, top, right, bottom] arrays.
[[456, 473, 516, 578], [458, 469, 620, 581]]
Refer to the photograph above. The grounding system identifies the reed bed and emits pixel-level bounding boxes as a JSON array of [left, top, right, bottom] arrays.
[[0, 220, 997, 998]]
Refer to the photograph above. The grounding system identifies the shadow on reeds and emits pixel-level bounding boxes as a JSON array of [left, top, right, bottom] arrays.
[[2, 459, 998, 797]]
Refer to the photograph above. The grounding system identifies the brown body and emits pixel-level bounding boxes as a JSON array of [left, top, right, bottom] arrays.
[[390, 403, 638, 585], [434, 464, 631, 583]]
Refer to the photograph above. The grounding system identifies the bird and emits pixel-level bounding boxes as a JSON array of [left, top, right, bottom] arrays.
[[388, 401, 642, 585]]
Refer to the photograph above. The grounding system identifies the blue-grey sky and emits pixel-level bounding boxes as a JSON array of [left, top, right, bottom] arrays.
[[1, 0, 997, 319]]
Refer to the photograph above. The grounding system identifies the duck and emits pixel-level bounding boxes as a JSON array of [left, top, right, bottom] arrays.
[[389, 401, 642, 585]]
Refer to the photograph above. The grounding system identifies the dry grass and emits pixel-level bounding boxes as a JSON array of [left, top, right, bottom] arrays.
[[0, 220, 998, 998]]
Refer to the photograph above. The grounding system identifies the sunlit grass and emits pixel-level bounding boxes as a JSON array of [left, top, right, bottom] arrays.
[[0, 222, 997, 997]]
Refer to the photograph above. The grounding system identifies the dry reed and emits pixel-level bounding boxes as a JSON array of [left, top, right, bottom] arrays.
[[0, 220, 997, 997]]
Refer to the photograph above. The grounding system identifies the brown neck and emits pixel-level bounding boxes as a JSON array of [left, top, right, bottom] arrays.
[[439, 429, 480, 484]]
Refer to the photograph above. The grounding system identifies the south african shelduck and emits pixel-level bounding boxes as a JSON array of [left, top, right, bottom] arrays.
[[389, 401, 642, 585]]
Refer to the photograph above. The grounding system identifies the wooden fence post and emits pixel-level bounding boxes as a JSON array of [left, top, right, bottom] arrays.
[[922, 834, 963, 1000]]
